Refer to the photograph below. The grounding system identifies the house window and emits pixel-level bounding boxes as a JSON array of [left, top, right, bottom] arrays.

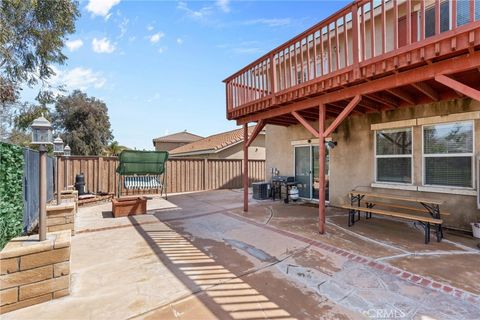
[[423, 121, 474, 188], [375, 128, 412, 184], [425, 1, 450, 38], [477, 0, 480, 21], [457, 0, 470, 26], [457, 0, 480, 26]]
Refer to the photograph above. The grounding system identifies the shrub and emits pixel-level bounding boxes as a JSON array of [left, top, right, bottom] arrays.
[[0, 142, 24, 249]]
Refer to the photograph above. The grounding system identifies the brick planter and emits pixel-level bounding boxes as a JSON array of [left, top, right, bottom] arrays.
[[47, 203, 76, 235], [0, 231, 71, 314], [112, 197, 147, 218]]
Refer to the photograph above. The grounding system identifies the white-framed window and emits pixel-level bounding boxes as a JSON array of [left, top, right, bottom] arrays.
[[375, 128, 413, 184], [423, 121, 474, 188]]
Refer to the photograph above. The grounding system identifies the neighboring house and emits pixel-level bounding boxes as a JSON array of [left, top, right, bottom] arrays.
[[169, 127, 265, 160], [224, 1, 480, 231], [152, 131, 203, 152]]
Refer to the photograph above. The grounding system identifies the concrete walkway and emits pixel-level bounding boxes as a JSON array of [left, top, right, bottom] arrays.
[[3, 190, 479, 319]]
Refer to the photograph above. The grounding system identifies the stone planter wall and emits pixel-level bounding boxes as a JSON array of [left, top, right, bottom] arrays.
[[0, 231, 71, 314], [60, 190, 78, 213], [47, 203, 75, 235]]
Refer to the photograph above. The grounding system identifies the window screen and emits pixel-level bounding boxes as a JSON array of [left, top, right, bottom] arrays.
[[376, 128, 412, 183], [457, 0, 470, 26], [423, 122, 473, 188], [425, 1, 450, 37]]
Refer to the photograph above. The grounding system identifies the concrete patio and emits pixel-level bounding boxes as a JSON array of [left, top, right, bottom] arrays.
[[3, 189, 479, 319]]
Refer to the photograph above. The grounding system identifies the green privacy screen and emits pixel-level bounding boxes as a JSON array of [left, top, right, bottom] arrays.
[[116, 150, 169, 176]]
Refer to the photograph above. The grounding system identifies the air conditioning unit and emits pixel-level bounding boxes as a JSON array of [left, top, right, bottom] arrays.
[[253, 182, 271, 200]]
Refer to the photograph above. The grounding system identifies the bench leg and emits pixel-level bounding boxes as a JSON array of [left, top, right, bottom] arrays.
[[348, 209, 355, 227], [424, 223, 431, 244], [436, 224, 443, 242]]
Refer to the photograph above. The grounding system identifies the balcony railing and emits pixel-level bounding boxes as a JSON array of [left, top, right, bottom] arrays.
[[224, 0, 480, 117]]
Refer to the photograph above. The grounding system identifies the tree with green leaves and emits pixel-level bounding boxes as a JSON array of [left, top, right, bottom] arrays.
[[53, 90, 113, 155], [103, 141, 129, 157], [0, 0, 80, 140]]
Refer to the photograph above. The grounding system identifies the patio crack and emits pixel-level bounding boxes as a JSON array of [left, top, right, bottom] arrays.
[[265, 206, 275, 225]]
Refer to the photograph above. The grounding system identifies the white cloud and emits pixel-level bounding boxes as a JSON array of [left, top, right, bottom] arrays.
[[92, 37, 116, 53], [147, 25, 154, 31], [65, 39, 83, 52], [157, 47, 166, 54], [86, 0, 121, 17], [176, 38, 183, 45], [233, 47, 264, 55], [51, 67, 106, 91], [149, 32, 164, 44], [216, 0, 230, 13], [177, 1, 213, 20], [217, 41, 265, 55], [243, 18, 291, 27], [118, 18, 129, 38]]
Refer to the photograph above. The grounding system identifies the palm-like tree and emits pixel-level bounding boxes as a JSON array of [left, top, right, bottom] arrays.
[[103, 141, 128, 156]]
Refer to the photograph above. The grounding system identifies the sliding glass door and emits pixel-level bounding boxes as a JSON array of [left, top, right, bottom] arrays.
[[294, 145, 329, 201]]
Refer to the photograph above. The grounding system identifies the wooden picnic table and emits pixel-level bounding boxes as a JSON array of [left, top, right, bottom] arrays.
[[346, 190, 445, 243], [350, 191, 444, 206]]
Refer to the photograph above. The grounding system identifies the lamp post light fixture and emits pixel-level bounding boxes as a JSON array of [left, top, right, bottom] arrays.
[[53, 136, 64, 204], [31, 114, 53, 146], [64, 145, 71, 157], [53, 136, 64, 155], [30, 114, 52, 242]]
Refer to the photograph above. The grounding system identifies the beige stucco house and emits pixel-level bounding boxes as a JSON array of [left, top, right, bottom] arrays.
[[223, 0, 480, 232], [152, 131, 203, 152], [170, 127, 265, 160], [265, 99, 480, 231]]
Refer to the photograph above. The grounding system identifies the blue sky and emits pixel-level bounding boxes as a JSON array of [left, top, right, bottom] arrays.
[[28, 0, 350, 150]]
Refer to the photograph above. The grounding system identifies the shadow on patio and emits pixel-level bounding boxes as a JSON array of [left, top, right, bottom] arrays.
[[130, 217, 297, 320]]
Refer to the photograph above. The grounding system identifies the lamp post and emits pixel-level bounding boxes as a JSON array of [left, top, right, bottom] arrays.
[[53, 136, 64, 205], [63, 145, 71, 190], [31, 114, 52, 241]]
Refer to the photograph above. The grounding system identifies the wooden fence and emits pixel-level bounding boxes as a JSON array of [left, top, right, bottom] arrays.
[[56, 156, 265, 196]]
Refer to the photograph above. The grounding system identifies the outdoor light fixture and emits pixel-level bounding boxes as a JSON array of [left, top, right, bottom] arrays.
[[64, 145, 71, 157], [53, 136, 64, 155], [30, 114, 53, 145], [30, 114, 53, 242], [326, 141, 337, 149]]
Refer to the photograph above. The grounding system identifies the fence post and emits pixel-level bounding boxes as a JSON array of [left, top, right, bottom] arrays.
[[204, 158, 209, 190]]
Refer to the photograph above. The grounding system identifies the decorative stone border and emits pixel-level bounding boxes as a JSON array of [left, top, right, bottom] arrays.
[[0, 231, 71, 314], [47, 203, 76, 235], [221, 211, 480, 305]]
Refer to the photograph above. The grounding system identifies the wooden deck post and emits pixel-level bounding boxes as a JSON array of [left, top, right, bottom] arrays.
[[243, 124, 249, 212], [318, 104, 326, 234]]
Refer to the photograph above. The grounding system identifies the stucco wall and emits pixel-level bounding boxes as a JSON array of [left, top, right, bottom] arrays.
[[265, 98, 480, 230], [154, 141, 189, 152]]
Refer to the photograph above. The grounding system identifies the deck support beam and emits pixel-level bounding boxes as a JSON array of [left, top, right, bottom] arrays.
[[323, 95, 362, 138], [243, 124, 249, 212], [318, 104, 326, 234], [291, 111, 319, 137], [411, 82, 440, 101], [435, 75, 480, 102], [246, 120, 266, 147]]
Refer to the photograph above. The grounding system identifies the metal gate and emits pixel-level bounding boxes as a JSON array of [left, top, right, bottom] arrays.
[[22, 148, 54, 233]]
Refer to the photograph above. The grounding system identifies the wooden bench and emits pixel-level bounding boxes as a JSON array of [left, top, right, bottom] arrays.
[[340, 204, 443, 244], [363, 201, 451, 216]]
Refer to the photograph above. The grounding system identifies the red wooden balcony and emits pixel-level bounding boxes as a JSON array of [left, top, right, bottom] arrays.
[[224, 0, 480, 125]]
